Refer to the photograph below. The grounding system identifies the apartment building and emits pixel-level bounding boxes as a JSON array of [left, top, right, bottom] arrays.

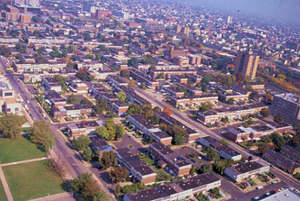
[[198, 103, 268, 125], [225, 161, 270, 182], [149, 142, 192, 177], [127, 115, 172, 145], [124, 173, 221, 201], [0, 76, 22, 114], [66, 120, 105, 138], [197, 136, 242, 161], [116, 148, 157, 185]]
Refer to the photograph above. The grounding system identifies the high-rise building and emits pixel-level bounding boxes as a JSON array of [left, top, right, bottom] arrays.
[[183, 27, 190, 36], [176, 25, 182, 33], [227, 16, 233, 24], [272, 93, 300, 124], [234, 52, 260, 81]]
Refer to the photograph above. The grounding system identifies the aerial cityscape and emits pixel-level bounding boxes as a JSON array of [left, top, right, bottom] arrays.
[[0, 0, 300, 201]]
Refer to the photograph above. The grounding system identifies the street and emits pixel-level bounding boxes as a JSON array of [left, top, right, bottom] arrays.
[[0, 58, 116, 201], [133, 86, 300, 191]]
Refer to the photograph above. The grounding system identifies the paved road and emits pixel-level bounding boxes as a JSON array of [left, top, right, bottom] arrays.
[[134, 87, 300, 191], [0, 58, 115, 201]]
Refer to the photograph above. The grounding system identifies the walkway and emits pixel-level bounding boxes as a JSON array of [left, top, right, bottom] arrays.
[[0, 167, 13, 201], [0, 157, 48, 201], [28, 192, 75, 201], [0, 157, 48, 167]]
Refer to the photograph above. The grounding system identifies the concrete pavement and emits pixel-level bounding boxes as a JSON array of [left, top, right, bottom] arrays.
[[28, 192, 75, 201], [0, 157, 48, 167], [0, 167, 13, 201]]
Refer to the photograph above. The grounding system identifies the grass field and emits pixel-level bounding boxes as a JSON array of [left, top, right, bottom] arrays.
[[3, 160, 65, 201], [0, 180, 7, 201], [0, 135, 45, 164]]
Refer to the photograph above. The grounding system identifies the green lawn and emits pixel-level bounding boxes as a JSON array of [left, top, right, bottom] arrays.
[[3, 160, 65, 201], [0, 180, 7, 201], [0, 135, 45, 164]]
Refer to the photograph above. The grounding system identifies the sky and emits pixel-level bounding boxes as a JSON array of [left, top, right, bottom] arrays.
[[184, 0, 300, 25]]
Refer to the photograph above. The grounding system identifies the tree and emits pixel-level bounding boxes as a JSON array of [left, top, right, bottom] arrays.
[[94, 98, 109, 115], [105, 119, 116, 139], [271, 132, 285, 151], [115, 184, 121, 197], [264, 93, 273, 104], [257, 143, 270, 155], [129, 80, 135, 87], [93, 192, 107, 201], [96, 126, 111, 141], [120, 70, 130, 78], [153, 106, 161, 113], [160, 124, 187, 145], [30, 120, 55, 151], [173, 131, 186, 145], [163, 106, 173, 116], [55, 75, 68, 91], [200, 164, 212, 173], [274, 113, 284, 124], [109, 166, 129, 183], [115, 125, 125, 140], [291, 135, 300, 147], [214, 159, 233, 175], [260, 108, 270, 117], [72, 135, 91, 151], [76, 69, 93, 81], [127, 58, 138, 66], [67, 94, 80, 104], [295, 124, 300, 135], [99, 151, 118, 169], [0, 114, 26, 139], [206, 147, 220, 161], [69, 173, 106, 201], [116, 91, 127, 103], [82, 147, 93, 161], [0, 46, 11, 57], [199, 102, 213, 112]]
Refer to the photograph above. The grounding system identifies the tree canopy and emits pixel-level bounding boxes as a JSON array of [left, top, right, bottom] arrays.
[[69, 173, 107, 201], [72, 135, 91, 151], [30, 120, 55, 151], [0, 114, 26, 139]]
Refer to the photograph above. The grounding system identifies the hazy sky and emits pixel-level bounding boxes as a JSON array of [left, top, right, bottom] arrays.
[[184, 0, 300, 25]]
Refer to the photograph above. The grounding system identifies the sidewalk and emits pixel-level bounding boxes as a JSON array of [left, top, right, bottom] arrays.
[[28, 192, 75, 201], [0, 167, 13, 201], [0, 157, 48, 167]]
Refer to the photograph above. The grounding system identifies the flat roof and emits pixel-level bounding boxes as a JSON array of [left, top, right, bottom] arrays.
[[227, 161, 264, 175], [177, 173, 219, 191], [126, 184, 177, 201], [259, 189, 300, 201]]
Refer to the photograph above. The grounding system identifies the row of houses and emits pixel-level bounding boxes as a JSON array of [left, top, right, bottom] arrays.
[[129, 68, 159, 89], [149, 142, 192, 177], [127, 114, 173, 145], [197, 103, 268, 125], [224, 161, 270, 183], [124, 173, 221, 201], [116, 148, 157, 185], [263, 145, 300, 175], [197, 136, 242, 161], [223, 122, 292, 143]]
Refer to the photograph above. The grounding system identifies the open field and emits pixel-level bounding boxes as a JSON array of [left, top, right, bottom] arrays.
[[0, 136, 45, 164], [3, 160, 65, 201]]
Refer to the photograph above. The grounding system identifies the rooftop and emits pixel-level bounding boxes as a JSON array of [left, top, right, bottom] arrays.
[[227, 161, 264, 175]]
